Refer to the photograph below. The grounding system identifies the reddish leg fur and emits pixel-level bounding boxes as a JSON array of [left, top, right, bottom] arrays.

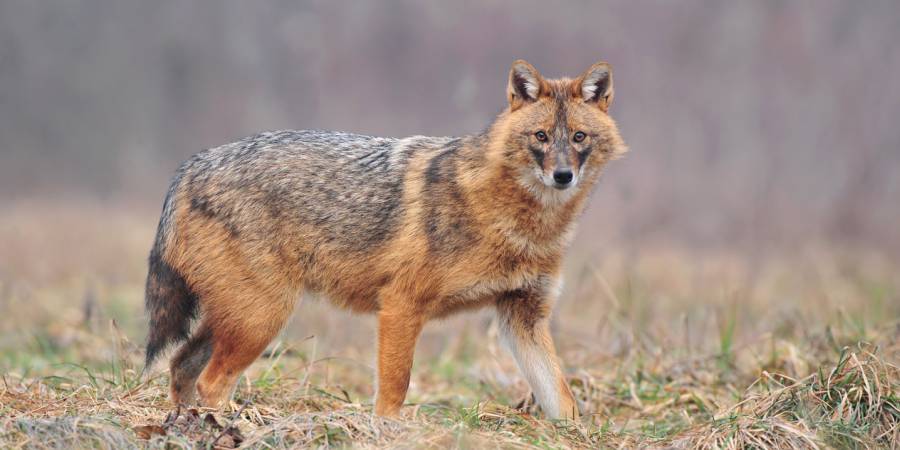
[[374, 308, 425, 416], [195, 288, 296, 407]]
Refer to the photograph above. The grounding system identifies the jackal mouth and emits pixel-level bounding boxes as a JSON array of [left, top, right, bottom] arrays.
[[552, 181, 576, 190]]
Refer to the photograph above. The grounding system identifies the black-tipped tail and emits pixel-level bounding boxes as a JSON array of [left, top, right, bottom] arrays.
[[144, 248, 199, 369]]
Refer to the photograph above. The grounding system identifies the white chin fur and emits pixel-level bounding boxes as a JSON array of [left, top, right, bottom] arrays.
[[518, 168, 578, 206]]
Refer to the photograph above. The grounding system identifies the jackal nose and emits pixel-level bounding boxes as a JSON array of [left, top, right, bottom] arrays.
[[552, 169, 574, 186]]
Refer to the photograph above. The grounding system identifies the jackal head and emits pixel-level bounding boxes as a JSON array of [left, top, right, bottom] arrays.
[[494, 59, 627, 202]]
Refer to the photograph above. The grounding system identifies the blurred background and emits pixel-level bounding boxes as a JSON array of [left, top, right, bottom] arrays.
[[3, 1, 899, 253], [1, 1, 898, 376]]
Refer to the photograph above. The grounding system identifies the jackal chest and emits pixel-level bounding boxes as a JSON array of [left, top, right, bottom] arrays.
[[437, 249, 555, 308], [445, 273, 531, 303]]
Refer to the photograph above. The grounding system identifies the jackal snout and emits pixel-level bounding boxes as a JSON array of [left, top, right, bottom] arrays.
[[524, 128, 587, 191], [544, 139, 579, 190]]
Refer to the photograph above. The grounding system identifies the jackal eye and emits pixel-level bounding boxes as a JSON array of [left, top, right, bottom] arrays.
[[573, 131, 586, 143], [534, 131, 548, 142]]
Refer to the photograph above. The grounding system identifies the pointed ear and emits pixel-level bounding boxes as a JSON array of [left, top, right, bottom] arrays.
[[507, 60, 545, 110], [577, 62, 613, 112]]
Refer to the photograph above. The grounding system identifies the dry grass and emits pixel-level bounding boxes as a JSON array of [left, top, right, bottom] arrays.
[[1, 201, 898, 449]]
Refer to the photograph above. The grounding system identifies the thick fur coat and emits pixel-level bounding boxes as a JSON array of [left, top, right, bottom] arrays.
[[145, 60, 627, 418]]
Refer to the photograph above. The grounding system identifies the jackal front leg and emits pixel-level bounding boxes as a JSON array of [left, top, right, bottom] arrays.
[[496, 284, 578, 420], [374, 307, 424, 417]]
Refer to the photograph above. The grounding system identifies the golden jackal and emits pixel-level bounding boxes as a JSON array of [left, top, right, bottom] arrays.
[[145, 60, 627, 418]]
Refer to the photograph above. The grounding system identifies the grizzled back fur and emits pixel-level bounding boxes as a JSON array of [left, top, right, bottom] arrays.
[[174, 131, 422, 251]]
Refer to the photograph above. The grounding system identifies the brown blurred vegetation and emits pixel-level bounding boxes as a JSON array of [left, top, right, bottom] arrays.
[[1, 1, 898, 257]]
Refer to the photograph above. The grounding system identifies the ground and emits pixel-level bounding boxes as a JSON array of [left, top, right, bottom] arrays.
[[1, 202, 898, 449]]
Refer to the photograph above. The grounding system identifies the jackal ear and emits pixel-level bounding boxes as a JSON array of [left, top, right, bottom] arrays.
[[507, 60, 544, 110], [577, 62, 613, 112]]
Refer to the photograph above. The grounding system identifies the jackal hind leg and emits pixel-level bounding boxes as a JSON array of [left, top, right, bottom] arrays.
[[169, 323, 214, 405], [194, 284, 297, 408]]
